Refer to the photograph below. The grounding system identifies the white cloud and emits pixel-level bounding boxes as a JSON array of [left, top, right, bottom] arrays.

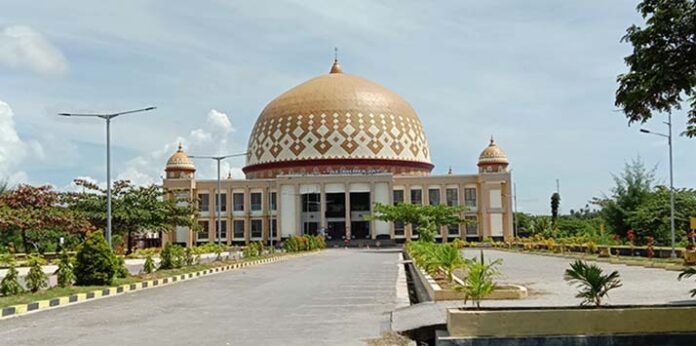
[[0, 100, 28, 182], [207, 109, 235, 134], [118, 109, 246, 185], [0, 25, 68, 76]]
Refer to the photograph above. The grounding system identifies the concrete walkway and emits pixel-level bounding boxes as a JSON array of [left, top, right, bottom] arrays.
[[0, 249, 402, 346]]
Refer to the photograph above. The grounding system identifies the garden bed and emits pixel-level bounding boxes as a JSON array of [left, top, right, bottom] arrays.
[[412, 263, 527, 302]]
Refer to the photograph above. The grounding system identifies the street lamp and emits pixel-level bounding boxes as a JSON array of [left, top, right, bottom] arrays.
[[189, 153, 247, 245], [59, 106, 157, 247], [640, 113, 676, 258]]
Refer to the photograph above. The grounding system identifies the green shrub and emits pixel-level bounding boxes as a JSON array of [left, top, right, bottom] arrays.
[[114, 256, 129, 279], [159, 243, 185, 270], [26, 254, 48, 293], [0, 254, 23, 296], [74, 232, 117, 286], [54, 248, 75, 287], [142, 255, 155, 274]]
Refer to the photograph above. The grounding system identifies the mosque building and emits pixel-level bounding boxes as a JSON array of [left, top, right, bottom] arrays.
[[162, 59, 513, 246]]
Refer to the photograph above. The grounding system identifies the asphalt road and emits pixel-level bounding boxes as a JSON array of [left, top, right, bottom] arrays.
[[0, 249, 402, 346]]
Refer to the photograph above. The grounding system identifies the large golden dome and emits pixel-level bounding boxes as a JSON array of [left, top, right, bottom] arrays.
[[243, 60, 433, 178]]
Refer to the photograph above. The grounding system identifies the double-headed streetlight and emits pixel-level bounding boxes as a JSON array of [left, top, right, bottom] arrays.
[[188, 153, 247, 245], [59, 107, 157, 247], [640, 113, 676, 258]]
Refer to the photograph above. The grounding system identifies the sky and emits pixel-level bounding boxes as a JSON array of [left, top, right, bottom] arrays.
[[0, 0, 693, 215]]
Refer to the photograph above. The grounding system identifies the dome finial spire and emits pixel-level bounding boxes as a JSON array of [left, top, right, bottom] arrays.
[[490, 135, 495, 145], [330, 47, 343, 74], [178, 142, 183, 151]]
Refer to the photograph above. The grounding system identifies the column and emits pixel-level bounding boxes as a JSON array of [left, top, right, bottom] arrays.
[[344, 185, 351, 241], [320, 183, 327, 230]]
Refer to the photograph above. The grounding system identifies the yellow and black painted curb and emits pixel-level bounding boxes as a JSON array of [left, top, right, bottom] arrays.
[[1, 251, 317, 320]]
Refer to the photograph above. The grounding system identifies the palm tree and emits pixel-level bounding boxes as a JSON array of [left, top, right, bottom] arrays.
[[0, 179, 9, 195], [678, 267, 696, 297], [456, 251, 502, 309], [564, 260, 622, 307], [434, 245, 466, 283]]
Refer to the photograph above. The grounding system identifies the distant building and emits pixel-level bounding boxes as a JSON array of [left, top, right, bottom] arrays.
[[163, 60, 513, 246]]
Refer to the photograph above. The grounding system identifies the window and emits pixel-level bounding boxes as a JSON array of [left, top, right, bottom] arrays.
[[410, 189, 422, 205], [448, 224, 460, 236], [465, 216, 478, 236], [233, 193, 244, 211], [269, 192, 277, 211], [393, 190, 404, 205], [394, 221, 405, 236], [215, 220, 227, 239], [446, 188, 459, 207], [464, 188, 477, 207], [233, 220, 245, 239], [428, 188, 440, 206], [197, 220, 208, 240], [215, 193, 227, 212], [251, 192, 262, 211], [198, 193, 209, 212], [251, 219, 263, 238], [301, 193, 320, 212]]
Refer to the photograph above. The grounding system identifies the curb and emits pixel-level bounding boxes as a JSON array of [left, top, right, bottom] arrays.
[[1, 251, 317, 320]]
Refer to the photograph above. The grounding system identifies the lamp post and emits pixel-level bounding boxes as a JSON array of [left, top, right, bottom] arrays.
[[59, 106, 157, 247], [640, 112, 676, 258], [189, 153, 247, 245]]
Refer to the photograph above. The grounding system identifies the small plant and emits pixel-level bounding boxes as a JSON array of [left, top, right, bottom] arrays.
[[26, 254, 48, 293], [456, 250, 502, 309], [678, 267, 696, 298], [585, 241, 598, 254], [184, 247, 195, 266], [0, 254, 23, 296], [564, 260, 622, 307], [646, 236, 655, 259], [627, 230, 635, 256], [113, 256, 129, 279], [142, 255, 155, 274], [54, 248, 75, 287], [74, 231, 117, 286], [434, 245, 466, 283]]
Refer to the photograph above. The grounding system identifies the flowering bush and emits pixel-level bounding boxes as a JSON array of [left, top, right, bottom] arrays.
[[646, 236, 655, 259]]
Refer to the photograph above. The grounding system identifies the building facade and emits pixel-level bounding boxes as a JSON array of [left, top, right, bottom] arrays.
[[162, 60, 513, 246]]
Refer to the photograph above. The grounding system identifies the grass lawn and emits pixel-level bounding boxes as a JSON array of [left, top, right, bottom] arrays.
[[0, 252, 295, 309]]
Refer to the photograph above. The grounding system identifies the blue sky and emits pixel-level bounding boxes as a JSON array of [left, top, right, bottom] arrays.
[[0, 0, 693, 214]]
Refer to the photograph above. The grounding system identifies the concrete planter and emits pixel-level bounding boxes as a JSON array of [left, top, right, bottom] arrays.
[[446, 305, 696, 338], [413, 265, 527, 301], [684, 250, 696, 265]]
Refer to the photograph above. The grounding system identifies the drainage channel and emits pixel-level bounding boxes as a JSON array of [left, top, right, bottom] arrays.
[[400, 252, 447, 345]]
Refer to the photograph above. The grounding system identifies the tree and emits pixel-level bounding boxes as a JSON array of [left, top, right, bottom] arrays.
[[65, 179, 197, 254], [434, 245, 466, 283], [592, 157, 655, 237], [371, 203, 465, 243], [25, 255, 48, 293], [616, 0, 696, 137], [628, 186, 696, 244], [74, 231, 117, 286], [456, 251, 502, 309], [0, 185, 93, 253], [564, 260, 622, 307], [551, 193, 561, 227]]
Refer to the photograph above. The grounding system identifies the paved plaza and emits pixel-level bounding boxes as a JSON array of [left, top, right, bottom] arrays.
[[0, 249, 402, 346], [392, 249, 696, 333], [461, 249, 695, 307]]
